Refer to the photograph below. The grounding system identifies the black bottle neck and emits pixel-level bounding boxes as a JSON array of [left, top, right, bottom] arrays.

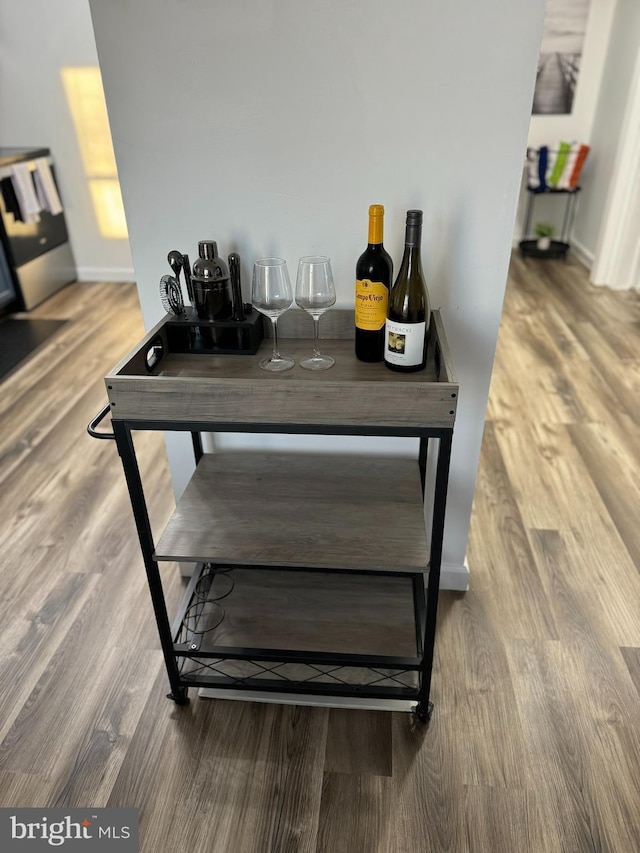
[[398, 228, 423, 279], [404, 222, 422, 249]]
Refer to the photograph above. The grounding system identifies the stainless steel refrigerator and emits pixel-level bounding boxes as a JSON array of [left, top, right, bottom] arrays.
[[0, 146, 76, 312]]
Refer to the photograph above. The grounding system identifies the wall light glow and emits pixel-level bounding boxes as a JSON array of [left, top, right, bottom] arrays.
[[61, 66, 128, 239], [88, 179, 129, 240]]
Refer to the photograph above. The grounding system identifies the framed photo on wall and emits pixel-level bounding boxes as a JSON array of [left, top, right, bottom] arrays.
[[532, 0, 592, 115]]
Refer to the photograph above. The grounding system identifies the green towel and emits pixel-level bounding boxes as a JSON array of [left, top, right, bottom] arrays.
[[548, 141, 571, 188]]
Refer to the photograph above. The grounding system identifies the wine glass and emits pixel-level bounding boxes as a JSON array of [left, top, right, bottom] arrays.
[[251, 258, 295, 372], [295, 256, 337, 370]]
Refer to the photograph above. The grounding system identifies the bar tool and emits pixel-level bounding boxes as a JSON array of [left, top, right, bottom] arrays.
[[181, 252, 194, 305], [167, 250, 186, 303], [159, 274, 184, 315], [227, 253, 246, 322]]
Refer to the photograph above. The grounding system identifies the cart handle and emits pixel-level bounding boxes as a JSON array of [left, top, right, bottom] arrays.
[[87, 403, 115, 440]]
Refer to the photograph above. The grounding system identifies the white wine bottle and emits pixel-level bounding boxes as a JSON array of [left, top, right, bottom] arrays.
[[384, 210, 430, 372]]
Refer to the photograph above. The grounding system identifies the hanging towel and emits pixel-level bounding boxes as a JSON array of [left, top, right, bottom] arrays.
[[569, 144, 590, 189], [33, 172, 47, 212], [10, 163, 41, 223], [526, 148, 540, 190], [548, 141, 571, 188], [0, 177, 24, 221], [558, 142, 580, 190], [545, 147, 559, 188], [34, 158, 63, 215], [537, 146, 548, 192]]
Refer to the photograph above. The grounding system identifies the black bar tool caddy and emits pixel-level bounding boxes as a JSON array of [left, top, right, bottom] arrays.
[[162, 240, 263, 355]]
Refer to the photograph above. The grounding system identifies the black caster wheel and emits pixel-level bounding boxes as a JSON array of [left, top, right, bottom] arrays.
[[413, 701, 434, 725], [167, 687, 189, 706]]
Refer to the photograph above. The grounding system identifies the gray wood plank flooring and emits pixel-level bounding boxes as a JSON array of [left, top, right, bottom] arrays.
[[0, 256, 638, 851]]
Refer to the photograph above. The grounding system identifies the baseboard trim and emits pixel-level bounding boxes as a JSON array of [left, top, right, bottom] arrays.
[[198, 689, 414, 712], [76, 266, 135, 283], [569, 239, 593, 270], [440, 560, 470, 591], [179, 562, 199, 577]]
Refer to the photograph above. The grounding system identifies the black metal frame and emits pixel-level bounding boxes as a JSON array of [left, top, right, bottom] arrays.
[[519, 186, 581, 259], [108, 417, 453, 721]]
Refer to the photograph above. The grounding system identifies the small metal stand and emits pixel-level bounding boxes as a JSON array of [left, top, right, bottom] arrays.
[[519, 186, 581, 259]]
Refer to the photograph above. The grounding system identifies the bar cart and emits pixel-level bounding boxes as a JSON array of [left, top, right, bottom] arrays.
[[89, 308, 457, 723]]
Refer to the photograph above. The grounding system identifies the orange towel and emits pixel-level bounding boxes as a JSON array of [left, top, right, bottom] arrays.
[[569, 144, 590, 189]]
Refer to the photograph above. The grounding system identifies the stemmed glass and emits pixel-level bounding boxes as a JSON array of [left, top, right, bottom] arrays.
[[251, 258, 295, 371], [295, 256, 336, 370]]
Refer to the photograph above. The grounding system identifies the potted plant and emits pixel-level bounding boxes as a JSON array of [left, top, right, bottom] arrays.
[[534, 221, 556, 251]]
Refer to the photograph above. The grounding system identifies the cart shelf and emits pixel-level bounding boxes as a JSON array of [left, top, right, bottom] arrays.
[[154, 452, 428, 572], [171, 564, 423, 701]]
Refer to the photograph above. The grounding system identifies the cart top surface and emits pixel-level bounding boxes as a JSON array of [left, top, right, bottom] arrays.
[[105, 309, 458, 428]]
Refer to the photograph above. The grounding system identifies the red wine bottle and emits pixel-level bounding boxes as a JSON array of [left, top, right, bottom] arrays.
[[355, 205, 393, 362], [384, 210, 430, 372]]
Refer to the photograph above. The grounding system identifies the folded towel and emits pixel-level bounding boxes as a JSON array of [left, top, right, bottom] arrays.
[[10, 163, 40, 223], [548, 141, 571, 188], [558, 142, 580, 189], [569, 144, 590, 189], [537, 146, 548, 192], [34, 158, 63, 216], [526, 148, 540, 189], [526, 143, 589, 193], [544, 146, 558, 187]]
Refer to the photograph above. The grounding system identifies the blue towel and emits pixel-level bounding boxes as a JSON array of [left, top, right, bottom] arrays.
[[537, 146, 548, 192]]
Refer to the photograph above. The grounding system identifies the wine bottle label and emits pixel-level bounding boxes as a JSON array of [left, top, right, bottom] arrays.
[[384, 319, 426, 366], [355, 280, 388, 330]]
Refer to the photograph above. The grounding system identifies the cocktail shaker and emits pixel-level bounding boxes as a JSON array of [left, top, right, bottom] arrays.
[[191, 241, 232, 321]]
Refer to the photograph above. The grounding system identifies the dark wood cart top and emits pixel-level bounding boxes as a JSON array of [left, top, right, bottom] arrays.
[[106, 309, 458, 429]]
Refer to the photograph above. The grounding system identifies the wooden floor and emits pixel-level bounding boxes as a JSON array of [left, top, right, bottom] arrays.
[[0, 254, 639, 851]]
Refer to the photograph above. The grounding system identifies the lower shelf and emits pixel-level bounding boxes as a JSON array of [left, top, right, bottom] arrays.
[[519, 239, 569, 259], [154, 451, 429, 573], [171, 563, 426, 700]]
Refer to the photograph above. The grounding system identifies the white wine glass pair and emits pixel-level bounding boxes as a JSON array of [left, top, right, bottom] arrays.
[[251, 256, 336, 372]]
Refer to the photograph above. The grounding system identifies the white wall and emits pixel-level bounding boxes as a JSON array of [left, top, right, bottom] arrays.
[[574, 0, 640, 261], [0, 0, 133, 281], [528, 0, 618, 148], [89, 0, 546, 590]]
